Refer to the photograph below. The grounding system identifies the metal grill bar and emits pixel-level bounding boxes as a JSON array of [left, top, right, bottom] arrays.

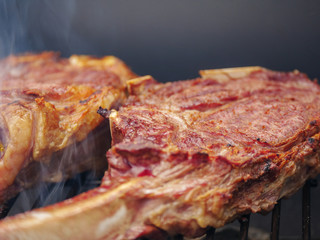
[[204, 227, 215, 240], [0, 196, 17, 220], [271, 200, 281, 240], [302, 179, 318, 240], [0, 204, 10, 220], [239, 214, 250, 240], [173, 234, 183, 240], [302, 180, 311, 240]]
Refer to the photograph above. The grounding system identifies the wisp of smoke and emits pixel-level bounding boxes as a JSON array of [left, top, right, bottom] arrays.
[[0, 0, 112, 215]]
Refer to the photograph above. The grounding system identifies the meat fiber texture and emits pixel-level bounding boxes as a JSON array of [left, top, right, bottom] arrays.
[[0, 67, 320, 240], [0, 52, 137, 202]]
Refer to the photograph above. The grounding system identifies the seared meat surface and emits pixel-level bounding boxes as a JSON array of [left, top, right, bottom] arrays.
[[104, 68, 320, 237], [0, 52, 136, 202], [0, 67, 320, 240]]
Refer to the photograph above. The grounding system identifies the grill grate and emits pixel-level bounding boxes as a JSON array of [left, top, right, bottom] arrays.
[[0, 177, 318, 239], [171, 179, 318, 240], [271, 199, 281, 240], [239, 214, 250, 240]]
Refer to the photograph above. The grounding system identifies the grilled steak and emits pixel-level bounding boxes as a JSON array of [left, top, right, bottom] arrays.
[[0, 52, 136, 202], [0, 67, 320, 240]]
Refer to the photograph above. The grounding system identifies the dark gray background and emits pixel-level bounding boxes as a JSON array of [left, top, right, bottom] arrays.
[[1, 0, 320, 238], [1, 0, 320, 82]]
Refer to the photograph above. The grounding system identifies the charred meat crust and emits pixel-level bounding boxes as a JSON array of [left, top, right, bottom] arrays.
[[97, 106, 112, 119]]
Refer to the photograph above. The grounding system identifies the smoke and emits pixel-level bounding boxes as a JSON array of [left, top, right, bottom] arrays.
[[7, 123, 110, 215], [0, 0, 28, 57], [0, 0, 111, 214], [0, 0, 77, 57]]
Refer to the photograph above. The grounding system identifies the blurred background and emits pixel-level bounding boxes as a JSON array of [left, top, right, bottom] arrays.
[[1, 0, 320, 238], [1, 0, 320, 82]]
